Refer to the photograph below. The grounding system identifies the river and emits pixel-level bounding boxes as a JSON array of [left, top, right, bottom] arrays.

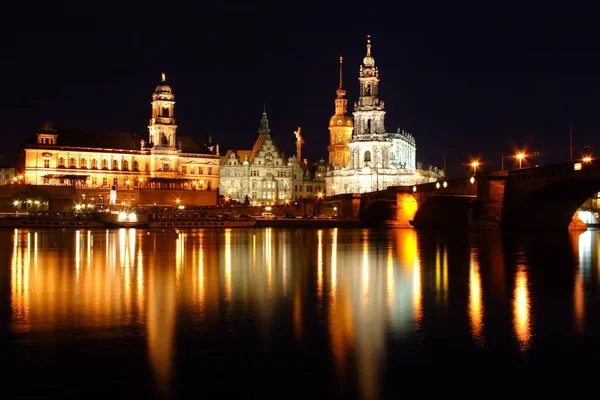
[[2, 227, 599, 398]]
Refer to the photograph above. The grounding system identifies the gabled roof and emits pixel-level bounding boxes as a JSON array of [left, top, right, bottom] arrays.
[[220, 134, 267, 166]]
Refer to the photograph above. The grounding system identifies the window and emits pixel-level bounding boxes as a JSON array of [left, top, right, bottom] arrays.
[[70, 158, 77, 168], [44, 159, 50, 168], [162, 107, 169, 117], [163, 163, 169, 172], [91, 159, 97, 169], [199, 167, 203, 175], [364, 151, 371, 163], [58, 157, 65, 168], [182, 166, 187, 174], [112, 160, 119, 170], [92, 177, 97, 186], [208, 167, 212, 175], [122, 160, 129, 171], [102, 159, 108, 170], [102, 177, 107, 186], [113, 178, 118, 186], [132, 160, 139, 172], [80, 158, 87, 169]]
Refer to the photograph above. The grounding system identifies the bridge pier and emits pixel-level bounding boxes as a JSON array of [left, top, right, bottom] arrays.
[[394, 193, 417, 228]]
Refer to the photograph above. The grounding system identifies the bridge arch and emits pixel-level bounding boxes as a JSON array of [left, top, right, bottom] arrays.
[[412, 195, 475, 229], [363, 200, 395, 227], [503, 178, 600, 231]]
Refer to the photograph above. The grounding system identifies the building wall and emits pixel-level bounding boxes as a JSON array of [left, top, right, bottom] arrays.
[[20, 147, 219, 191], [0, 167, 15, 185]]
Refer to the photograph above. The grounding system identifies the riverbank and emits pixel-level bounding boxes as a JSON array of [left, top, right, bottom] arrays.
[[253, 218, 362, 228]]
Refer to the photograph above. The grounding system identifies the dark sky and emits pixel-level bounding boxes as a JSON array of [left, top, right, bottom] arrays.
[[1, 3, 599, 177]]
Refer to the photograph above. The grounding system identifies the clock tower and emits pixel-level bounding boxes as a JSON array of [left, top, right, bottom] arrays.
[[328, 56, 354, 169], [149, 73, 177, 149]]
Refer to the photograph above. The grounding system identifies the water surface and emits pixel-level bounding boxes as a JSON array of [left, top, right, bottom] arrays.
[[2, 227, 599, 398]]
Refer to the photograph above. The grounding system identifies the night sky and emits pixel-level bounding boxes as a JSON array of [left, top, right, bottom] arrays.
[[1, 4, 599, 177]]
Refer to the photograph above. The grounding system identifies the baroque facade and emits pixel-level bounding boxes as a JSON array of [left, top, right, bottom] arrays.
[[17, 74, 220, 203], [219, 111, 326, 204], [326, 36, 442, 195]]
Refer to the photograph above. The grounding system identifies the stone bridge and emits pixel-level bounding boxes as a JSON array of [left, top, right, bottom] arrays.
[[359, 176, 477, 228], [326, 160, 600, 231]]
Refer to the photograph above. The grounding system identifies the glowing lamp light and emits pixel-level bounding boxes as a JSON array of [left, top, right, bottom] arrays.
[[443, 181, 448, 188], [574, 162, 582, 171], [436, 182, 441, 189], [118, 211, 128, 222], [413, 186, 417, 192], [470, 176, 475, 184], [583, 156, 592, 163]]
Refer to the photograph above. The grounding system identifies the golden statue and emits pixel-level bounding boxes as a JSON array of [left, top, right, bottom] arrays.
[[294, 127, 304, 161]]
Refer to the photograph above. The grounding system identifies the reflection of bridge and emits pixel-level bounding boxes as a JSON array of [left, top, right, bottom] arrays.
[[324, 161, 600, 231]]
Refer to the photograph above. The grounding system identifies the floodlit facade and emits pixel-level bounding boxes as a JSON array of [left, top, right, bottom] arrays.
[[17, 74, 221, 193], [219, 111, 327, 204], [326, 36, 442, 195]]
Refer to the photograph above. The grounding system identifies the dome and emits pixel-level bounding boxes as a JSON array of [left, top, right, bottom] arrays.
[[329, 114, 354, 128], [155, 72, 172, 93], [155, 83, 172, 93]]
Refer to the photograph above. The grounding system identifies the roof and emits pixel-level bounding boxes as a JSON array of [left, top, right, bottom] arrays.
[[21, 127, 214, 155], [220, 134, 266, 166], [177, 136, 212, 154]]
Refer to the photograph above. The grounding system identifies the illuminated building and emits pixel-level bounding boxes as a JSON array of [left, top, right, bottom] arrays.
[[15, 74, 220, 208], [326, 36, 443, 195], [0, 165, 15, 185], [219, 110, 327, 203]]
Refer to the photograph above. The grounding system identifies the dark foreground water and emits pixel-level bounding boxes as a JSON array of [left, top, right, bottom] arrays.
[[1, 227, 600, 398]]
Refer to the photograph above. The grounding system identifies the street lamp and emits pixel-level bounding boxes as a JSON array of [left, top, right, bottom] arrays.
[[583, 155, 593, 163], [470, 160, 480, 176], [516, 152, 526, 169]]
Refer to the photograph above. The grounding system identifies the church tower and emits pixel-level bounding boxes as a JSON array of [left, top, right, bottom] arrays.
[[148, 73, 177, 149], [353, 35, 386, 135], [328, 56, 354, 168]]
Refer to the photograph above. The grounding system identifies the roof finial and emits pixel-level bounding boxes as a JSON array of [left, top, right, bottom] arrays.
[[263, 102, 266, 114], [339, 55, 343, 89], [161, 72, 166, 82], [366, 34, 371, 57]]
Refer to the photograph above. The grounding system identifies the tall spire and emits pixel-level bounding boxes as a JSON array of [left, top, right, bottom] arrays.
[[336, 56, 347, 100], [258, 106, 271, 138], [339, 55, 343, 89], [362, 34, 375, 67]]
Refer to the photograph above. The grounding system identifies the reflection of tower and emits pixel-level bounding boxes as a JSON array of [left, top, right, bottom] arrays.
[[328, 56, 354, 168], [147, 239, 176, 397]]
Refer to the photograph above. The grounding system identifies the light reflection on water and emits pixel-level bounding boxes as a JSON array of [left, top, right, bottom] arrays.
[[4, 227, 600, 398]]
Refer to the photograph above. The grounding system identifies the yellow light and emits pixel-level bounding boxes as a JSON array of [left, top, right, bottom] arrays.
[[175, 198, 181, 204], [583, 156, 592, 163], [470, 176, 475, 184], [516, 152, 525, 160], [471, 161, 480, 168], [138, 177, 144, 183]]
